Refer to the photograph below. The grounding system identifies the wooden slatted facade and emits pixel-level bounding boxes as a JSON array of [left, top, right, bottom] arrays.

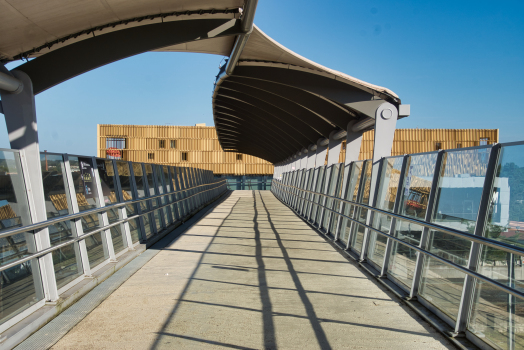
[[97, 125, 498, 175], [338, 128, 499, 163]]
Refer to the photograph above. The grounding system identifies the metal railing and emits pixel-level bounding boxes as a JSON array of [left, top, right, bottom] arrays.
[[272, 181, 524, 300], [271, 141, 524, 350], [0, 148, 228, 334]]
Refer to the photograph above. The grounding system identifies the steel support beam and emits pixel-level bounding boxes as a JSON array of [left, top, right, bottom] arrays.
[[306, 144, 317, 169], [315, 138, 329, 167], [360, 102, 399, 261], [0, 70, 59, 301]]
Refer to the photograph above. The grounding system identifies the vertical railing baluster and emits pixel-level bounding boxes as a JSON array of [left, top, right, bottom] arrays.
[[63, 154, 91, 276]]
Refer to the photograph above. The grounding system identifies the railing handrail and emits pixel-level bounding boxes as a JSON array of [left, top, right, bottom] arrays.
[[272, 179, 524, 258], [0, 180, 227, 273], [0, 179, 227, 239]]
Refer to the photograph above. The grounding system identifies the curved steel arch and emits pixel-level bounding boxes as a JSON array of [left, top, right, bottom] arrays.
[[214, 103, 306, 149], [215, 95, 318, 145], [220, 80, 337, 132], [226, 75, 358, 129], [216, 88, 325, 141], [15, 18, 242, 94], [214, 112, 297, 154], [214, 117, 296, 159], [227, 64, 397, 118]]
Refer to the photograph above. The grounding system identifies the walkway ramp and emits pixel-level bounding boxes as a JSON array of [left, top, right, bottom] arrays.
[[47, 191, 453, 349]]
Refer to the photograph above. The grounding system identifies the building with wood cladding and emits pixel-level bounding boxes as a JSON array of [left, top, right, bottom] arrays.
[[97, 124, 498, 176]]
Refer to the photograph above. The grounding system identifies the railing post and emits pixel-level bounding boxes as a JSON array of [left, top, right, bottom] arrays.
[[2, 71, 59, 302], [380, 155, 409, 277], [454, 144, 501, 335], [409, 150, 445, 298], [62, 155, 92, 277]]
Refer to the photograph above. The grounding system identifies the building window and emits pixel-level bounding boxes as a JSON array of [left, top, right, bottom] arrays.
[[435, 142, 442, 150], [236, 154, 243, 161], [106, 137, 126, 149], [181, 152, 188, 161], [480, 137, 489, 146], [148, 153, 154, 160], [159, 140, 165, 149], [457, 143, 462, 148], [170, 140, 176, 149], [105, 137, 125, 159]]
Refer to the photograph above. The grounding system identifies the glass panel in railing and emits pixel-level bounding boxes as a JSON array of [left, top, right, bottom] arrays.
[[293, 170, 303, 208], [328, 163, 349, 234], [144, 164, 157, 209], [466, 143, 524, 348], [117, 161, 140, 243], [163, 166, 171, 193], [132, 163, 155, 239], [95, 159, 127, 254], [153, 209, 162, 232], [298, 170, 310, 215], [0, 150, 44, 324], [41, 153, 73, 243], [468, 276, 524, 349], [176, 167, 189, 214], [315, 166, 331, 224], [368, 156, 404, 268], [142, 212, 153, 239], [155, 165, 169, 226], [132, 163, 148, 214], [322, 164, 341, 231], [303, 169, 315, 216], [339, 161, 364, 244], [350, 160, 372, 253], [155, 165, 166, 203], [388, 152, 438, 289], [310, 166, 326, 222], [69, 156, 109, 269], [41, 153, 84, 288], [169, 167, 181, 220], [419, 147, 492, 320]]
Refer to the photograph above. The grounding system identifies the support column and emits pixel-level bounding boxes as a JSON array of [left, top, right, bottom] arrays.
[[300, 148, 308, 169], [345, 121, 364, 165], [306, 144, 316, 169], [327, 130, 345, 166], [360, 102, 399, 260], [0, 69, 59, 301], [314, 138, 329, 167]]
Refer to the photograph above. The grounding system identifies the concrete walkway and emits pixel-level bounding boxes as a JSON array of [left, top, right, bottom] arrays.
[[51, 191, 454, 349]]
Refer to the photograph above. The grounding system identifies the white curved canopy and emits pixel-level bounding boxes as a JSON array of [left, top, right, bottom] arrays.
[[0, 0, 242, 61]]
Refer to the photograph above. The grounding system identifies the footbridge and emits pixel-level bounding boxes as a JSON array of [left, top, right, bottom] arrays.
[[0, 1, 522, 350]]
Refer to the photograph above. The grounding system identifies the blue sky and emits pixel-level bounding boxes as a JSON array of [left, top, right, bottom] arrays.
[[2, 0, 523, 155]]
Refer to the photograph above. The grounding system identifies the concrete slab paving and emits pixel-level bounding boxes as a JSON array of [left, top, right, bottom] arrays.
[[50, 190, 455, 350]]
